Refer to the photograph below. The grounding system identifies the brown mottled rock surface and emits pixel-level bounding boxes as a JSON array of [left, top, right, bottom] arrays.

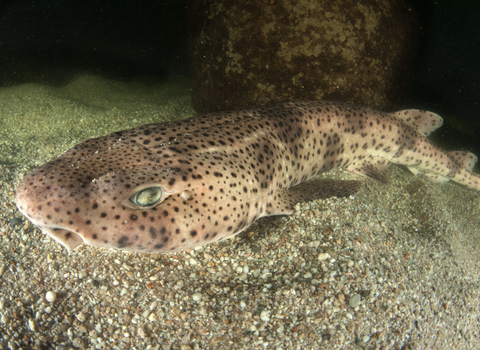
[[187, 0, 420, 113]]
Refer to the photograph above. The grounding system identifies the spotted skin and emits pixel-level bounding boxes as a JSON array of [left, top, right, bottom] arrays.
[[16, 100, 480, 253]]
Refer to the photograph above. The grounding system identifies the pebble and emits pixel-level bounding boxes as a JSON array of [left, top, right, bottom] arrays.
[[76, 312, 86, 322], [318, 253, 330, 261], [260, 310, 270, 322], [45, 291, 57, 303], [192, 293, 202, 302], [349, 294, 361, 308], [8, 218, 22, 226], [72, 338, 84, 348], [137, 327, 146, 339]]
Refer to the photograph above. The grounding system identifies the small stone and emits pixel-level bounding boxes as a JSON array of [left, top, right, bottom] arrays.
[[9, 218, 22, 226], [72, 338, 84, 348], [76, 312, 86, 322], [260, 309, 270, 322], [137, 327, 146, 339], [45, 291, 57, 303], [318, 253, 330, 261], [349, 294, 361, 308], [28, 319, 36, 331], [192, 293, 202, 302], [149, 301, 158, 310]]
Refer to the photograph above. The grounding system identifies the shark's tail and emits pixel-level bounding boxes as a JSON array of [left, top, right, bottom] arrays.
[[346, 108, 480, 191], [392, 110, 480, 191]]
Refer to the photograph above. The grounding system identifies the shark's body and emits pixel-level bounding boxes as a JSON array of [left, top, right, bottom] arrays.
[[16, 100, 480, 253]]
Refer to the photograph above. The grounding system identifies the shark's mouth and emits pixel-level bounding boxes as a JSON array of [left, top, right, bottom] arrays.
[[16, 205, 86, 252]]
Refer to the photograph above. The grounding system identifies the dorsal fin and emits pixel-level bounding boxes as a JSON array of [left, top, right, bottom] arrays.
[[447, 151, 478, 171], [392, 110, 443, 136]]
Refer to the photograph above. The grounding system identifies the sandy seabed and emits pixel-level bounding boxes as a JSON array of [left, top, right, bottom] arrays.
[[0, 75, 479, 349]]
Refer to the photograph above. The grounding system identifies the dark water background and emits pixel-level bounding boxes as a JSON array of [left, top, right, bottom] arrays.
[[0, 0, 478, 164]]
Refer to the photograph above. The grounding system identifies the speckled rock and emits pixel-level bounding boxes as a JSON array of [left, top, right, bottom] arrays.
[[187, 0, 420, 113]]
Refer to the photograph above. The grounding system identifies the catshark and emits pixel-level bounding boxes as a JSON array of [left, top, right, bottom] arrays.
[[15, 100, 480, 253]]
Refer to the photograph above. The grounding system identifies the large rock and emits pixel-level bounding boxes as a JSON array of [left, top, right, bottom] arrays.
[[187, 0, 420, 113]]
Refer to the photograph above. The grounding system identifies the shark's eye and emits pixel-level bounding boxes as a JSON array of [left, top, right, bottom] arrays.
[[129, 187, 163, 207]]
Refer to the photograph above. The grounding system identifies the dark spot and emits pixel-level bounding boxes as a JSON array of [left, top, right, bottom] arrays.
[[117, 236, 129, 247], [190, 230, 197, 237], [150, 227, 157, 238]]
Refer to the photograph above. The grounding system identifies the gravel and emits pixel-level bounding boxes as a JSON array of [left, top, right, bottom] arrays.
[[1, 74, 479, 349]]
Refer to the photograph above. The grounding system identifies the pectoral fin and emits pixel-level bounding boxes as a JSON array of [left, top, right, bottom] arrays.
[[270, 180, 362, 215]]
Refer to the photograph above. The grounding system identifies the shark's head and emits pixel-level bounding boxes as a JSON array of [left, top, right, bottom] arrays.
[[16, 125, 259, 253]]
